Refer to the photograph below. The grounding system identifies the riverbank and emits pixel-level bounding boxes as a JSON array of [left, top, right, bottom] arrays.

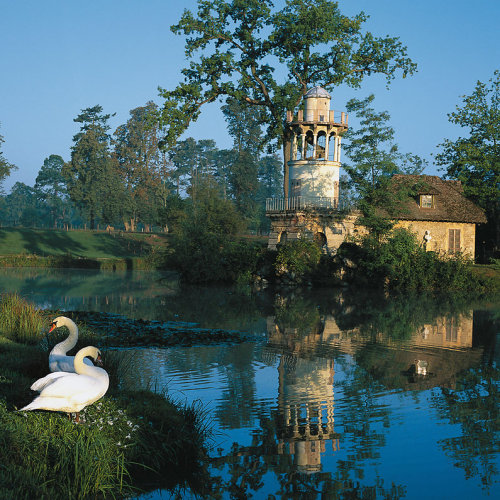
[[0, 295, 214, 498]]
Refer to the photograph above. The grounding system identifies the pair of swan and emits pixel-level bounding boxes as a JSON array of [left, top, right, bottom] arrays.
[[20, 316, 109, 423]]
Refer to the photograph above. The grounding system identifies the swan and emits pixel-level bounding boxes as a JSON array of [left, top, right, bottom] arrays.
[[48, 316, 93, 372], [20, 346, 109, 423]]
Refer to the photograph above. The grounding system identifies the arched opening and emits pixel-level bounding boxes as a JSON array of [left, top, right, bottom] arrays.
[[313, 231, 327, 247], [316, 132, 327, 159], [278, 231, 288, 245], [328, 134, 336, 161], [305, 131, 314, 159]]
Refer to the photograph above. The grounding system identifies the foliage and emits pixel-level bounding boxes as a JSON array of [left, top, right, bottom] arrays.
[[343, 94, 426, 237], [158, 0, 417, 190], [0, 123, 17, 194], [274, 239, 322, 285], [34, 154, 75, 229], [63, 105, 123, 230], [339, 227, 490, 291], [114, 101, 172, 232], [436, 70, 500, 256]]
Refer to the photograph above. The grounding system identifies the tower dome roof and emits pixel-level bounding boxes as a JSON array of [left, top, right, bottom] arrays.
[[304, 86, 330, 99]]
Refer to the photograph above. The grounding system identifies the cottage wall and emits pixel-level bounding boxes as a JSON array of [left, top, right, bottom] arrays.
[[394, 220, 477, 258]]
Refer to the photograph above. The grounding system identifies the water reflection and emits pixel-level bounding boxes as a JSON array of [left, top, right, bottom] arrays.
[[0, 268, 498, 498]]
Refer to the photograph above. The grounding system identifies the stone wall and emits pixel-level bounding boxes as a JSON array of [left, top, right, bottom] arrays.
[[394, 220, 477, 258]]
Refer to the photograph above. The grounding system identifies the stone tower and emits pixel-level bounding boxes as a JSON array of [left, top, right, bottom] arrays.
[[267, 87, 357, 252]]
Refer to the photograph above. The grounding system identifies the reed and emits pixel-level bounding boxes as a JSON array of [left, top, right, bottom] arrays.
[[0, 293, 47, 344]]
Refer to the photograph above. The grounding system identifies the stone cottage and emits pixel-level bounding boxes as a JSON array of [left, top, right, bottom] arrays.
[[389, 174, 487, 259]]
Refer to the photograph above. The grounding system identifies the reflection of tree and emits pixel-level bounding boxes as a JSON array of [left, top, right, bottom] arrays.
[[332, 289, 477, 341], [215, 343, 259, 429], [431, 361, 499, 490]]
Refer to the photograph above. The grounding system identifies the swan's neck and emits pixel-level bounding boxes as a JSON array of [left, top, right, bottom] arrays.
[[51, 320, 78, 355], [74, 347, 105, 379]]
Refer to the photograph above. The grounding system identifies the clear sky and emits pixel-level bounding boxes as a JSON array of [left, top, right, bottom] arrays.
[[1, 0, 499, 192]]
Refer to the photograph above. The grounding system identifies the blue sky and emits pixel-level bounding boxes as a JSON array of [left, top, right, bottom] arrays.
[[1, 0, 499, 192]]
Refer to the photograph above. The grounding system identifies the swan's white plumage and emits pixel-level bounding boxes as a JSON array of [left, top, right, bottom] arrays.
[[21, 346, 109, 415], [48, 316, 93, 372]]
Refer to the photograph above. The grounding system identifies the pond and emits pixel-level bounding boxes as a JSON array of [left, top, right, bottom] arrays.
[[1, 267, 499, 499]]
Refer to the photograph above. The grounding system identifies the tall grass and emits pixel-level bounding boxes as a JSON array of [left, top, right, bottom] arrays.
[[0, 400, 132, 499], [0, 293, 47, 344]]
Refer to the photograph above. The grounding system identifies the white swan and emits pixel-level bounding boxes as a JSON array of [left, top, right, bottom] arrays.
[[21, 346, 109, 422], [48, 316, 93, 372]]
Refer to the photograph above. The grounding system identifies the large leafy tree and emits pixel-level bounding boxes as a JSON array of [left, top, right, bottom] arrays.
[[343, 94, 426, 237], [436, 70, 500, 256], [158, 0, 416, 197], [114, 102, 171, 231], [0, 124, 17, 194], [63, 105, 123, 230]]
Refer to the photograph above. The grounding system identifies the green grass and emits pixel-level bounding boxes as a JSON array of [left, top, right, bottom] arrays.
[[0, 227, 169, 259]]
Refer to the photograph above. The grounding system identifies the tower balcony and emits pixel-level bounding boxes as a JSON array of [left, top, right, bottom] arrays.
[[286, 109, 348, 128], [266, 196, 343, 213]]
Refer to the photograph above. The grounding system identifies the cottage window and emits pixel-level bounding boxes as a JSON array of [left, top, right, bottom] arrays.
[[420, 194, 434, 208], [448, 229, 461, 253]]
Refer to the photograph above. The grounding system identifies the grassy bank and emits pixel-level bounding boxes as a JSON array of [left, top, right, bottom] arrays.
[[0, 227, 171, 270], [0, 294, 212, 498], [0, 227, 169, 257]]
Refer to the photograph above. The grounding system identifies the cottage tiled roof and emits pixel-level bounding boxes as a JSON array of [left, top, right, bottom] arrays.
[[390, 174, 487, 224]]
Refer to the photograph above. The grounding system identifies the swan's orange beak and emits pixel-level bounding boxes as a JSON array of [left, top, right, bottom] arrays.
[[48, 322, 57, 333], [95, 354, 103, 367]]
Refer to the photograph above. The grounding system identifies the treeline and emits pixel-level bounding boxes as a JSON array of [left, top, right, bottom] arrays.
[[0, 100, 282, 234]]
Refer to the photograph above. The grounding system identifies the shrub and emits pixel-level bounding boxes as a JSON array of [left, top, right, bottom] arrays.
[[349, 227, 489, 291], [274, 239, 322, 285]]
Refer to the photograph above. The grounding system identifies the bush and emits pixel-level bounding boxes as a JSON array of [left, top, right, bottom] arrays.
[[274, 239, 323, 285], [345, 228, 489, 292]]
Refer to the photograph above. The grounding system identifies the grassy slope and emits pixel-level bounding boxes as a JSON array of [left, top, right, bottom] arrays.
[[0, 228, 169, 259]]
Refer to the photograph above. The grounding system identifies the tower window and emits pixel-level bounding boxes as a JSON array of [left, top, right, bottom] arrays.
[[291, 179, 301, 196]]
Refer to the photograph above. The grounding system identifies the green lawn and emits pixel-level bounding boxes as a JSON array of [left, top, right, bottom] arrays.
[[0, 228, 169, 259]]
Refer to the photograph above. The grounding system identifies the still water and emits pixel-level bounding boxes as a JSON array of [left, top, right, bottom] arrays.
[[1, 268, 499, 499]]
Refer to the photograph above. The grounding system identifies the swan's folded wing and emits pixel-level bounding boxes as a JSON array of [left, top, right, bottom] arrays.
[[31, 372, 71, 392], [37, 373, 81, 397]]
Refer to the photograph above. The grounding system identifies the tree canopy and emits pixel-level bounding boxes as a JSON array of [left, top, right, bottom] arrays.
[[436, 70, 500, 255], [158, 0, 417, 154], [342, 94, 425, 236]]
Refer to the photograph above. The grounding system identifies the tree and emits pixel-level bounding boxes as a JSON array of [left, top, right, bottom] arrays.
[[2, 182, 39, 227], [436, 70, 500, 257], [63, 105, 122, 229], [35, 154, 72, 228], [222, 98, 262, 221], [158, 0, 416, 198], [168, 137, 219, 202], [342, 94, 425, 237], [114, 102, 172, 231], [0, 124, 17, 194]]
